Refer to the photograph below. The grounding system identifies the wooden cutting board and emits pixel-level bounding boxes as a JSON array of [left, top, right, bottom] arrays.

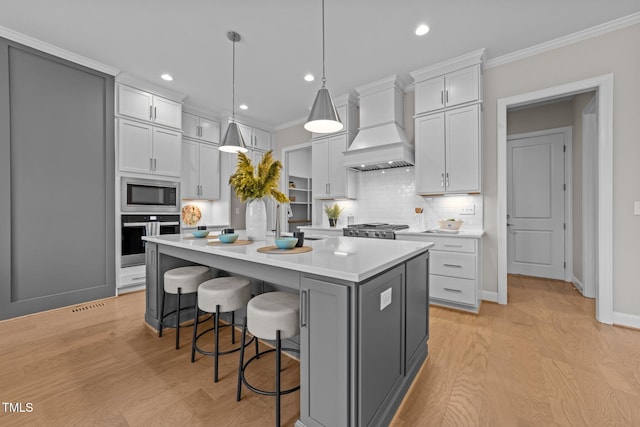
[[256, 246, 313, 254], [208, 240, 252, 246]]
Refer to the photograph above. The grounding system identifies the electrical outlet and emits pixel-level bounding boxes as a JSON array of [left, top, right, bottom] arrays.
[[380, 288, 392, 311], [460, 205, 475, 215]]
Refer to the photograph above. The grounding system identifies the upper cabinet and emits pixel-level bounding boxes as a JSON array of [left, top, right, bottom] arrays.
[[181, 139, 220, 200], [236, 123, 272, 152], [413, 66, 480, 114], [117, 84, 182, 129], [311, 92, 359, 139], [182, 112, 220, 144], [411, 49, 484, 196], [118, 118, 181, 178], [312, 134, 357, 199]]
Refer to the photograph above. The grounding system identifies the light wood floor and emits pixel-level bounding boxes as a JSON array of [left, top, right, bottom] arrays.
[[1, 276, 639, 426]]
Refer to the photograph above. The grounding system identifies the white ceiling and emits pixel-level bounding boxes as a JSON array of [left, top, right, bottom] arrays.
[[1, 0, 639, 129]]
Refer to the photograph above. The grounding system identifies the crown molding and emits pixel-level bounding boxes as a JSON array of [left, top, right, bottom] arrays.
[[485, 12, 640, 69], [274, 116, 307, 132], [116, 73, 186, 102], [0, 25, 120, 76]]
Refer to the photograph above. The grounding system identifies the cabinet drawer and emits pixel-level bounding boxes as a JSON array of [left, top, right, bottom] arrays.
[[120, 266, 146, 288], [430, 251, 475, 279], [430, 274, 475, 305], [429, 237, 476, 253]]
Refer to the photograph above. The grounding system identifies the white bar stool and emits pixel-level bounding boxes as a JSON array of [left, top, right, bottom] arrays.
[[191, 276, 258, 382], [160, 265, 211, 349], [236, 291, 300, 427]]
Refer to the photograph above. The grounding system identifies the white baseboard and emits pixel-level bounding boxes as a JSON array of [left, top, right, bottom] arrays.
[[571, 275, 584, 292], [481, 291, 498, 303], [613, 312, 640, 330]]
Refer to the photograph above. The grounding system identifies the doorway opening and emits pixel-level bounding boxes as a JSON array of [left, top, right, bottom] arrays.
[[497, 74, 613, 324]]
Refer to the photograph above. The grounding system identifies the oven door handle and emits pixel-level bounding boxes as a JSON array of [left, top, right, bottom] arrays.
[[122, 222, 148, 227], [158, 221, 179, 226]]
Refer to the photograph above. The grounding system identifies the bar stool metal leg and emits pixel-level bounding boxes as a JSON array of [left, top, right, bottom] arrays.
[[214, 305, 220, 382], [175, 287, 182, 350], [276, 329, 281, 427], [158, 290, 166, 338], [236, 318, 247, 402]]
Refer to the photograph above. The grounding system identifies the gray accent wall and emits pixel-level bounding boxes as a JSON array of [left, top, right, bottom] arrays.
[[0, 38, 115, 320]]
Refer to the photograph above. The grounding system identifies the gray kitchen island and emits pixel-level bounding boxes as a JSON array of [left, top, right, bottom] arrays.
[[143, 233, 432, 427]]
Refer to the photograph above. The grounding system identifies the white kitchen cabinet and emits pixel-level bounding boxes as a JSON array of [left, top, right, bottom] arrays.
[[181, 140, 220, 200], [396, 233, 482, 313], [118, 118, 181, 177], [312, 134, 357, 199], [182, 112, 220, 144], [237, 123, 272, 152], [415, 104, 480, 195], [117, 84, 182, 129], [413, 65, 480, 114]]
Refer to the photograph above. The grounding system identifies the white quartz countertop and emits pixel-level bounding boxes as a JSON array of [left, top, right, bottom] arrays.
[[143, 233, 433, 282], [298, 225, 343, 232], [395, 228, 485, 238]]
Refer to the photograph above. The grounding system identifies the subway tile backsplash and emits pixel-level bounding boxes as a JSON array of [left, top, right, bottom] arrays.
[[327, 167, 483, 230]]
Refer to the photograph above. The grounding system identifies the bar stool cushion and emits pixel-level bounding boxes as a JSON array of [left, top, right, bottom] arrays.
[[247, 292, 300, 340], [164, 266, 211, 294], [198, 277, 252, 313]]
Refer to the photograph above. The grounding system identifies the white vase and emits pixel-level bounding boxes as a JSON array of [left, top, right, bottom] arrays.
[[246, 198, 267, 241]]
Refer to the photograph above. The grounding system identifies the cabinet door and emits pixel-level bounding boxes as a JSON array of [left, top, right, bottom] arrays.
[[415, 113, 446, 194], [445, 105, 480, 193], [415, 76, 445, 115], [152, 127, 181, 177], [199, 117, 220, 144], [252, 127, 272, 151], [152, 96, 181, 129], [199, 143, 220, 200], [327, 135, 347, 197], [181, 140, 199, 199], [300, 277, 349, 427], [182, 112, 199, 139], [117, 85, 153, 122], [236, 123, 252, 147], [445, 66, 480, 107], [119, 119, 153, 174], [312, 139, 329, 198]]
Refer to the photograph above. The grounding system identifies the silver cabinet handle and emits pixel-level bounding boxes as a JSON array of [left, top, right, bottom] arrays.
[[300, 290, 307, 328], [149, 105, 153, 120], [153, 158, 157, 171], [440, 90, 443, 105], [441, 173, 445, 188], [444, 244, 463, 248], [445, 172, 449, 187], [445, 89, 449, 104], [131, 276, 145, 281], [150, 158, 153, 171], [154, 106, 157, 120], [443, 264, 463, 268], [444, 288, 462, 293]]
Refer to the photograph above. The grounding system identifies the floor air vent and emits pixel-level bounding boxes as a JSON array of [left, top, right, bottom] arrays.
[[72, 302, 106, 313]]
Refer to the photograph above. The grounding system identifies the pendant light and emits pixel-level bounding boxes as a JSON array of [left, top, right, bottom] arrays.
[[220, 31, 248, 153], [304, 0, 343, 133]]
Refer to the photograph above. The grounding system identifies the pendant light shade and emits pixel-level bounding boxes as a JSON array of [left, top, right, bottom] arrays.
[[220, 31, 248, 153], [304, 0, 343, 134]]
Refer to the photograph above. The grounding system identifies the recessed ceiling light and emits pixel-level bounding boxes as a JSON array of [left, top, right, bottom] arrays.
[[304, 73, 315, 82], [415, 24, 429, 36], [239, 104, 248, 110], [161, 73, 173, 81]]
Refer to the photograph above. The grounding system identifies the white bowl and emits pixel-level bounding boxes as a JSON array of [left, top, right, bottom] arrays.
[[438, 219, 464, 230]]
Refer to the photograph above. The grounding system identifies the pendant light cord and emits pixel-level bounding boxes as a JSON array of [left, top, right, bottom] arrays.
[[232, 37, 236, 121], [321, 0, 326, 88]]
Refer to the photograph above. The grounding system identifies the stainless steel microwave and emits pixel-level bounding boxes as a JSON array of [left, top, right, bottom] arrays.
[[121, 177, 180, 213]]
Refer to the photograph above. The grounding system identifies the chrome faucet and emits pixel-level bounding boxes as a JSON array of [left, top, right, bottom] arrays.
[[275, 203, 282, 239]]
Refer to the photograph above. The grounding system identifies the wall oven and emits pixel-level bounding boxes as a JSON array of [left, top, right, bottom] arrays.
[[121, 177, 180, 213], [121, 214, 180, 267]]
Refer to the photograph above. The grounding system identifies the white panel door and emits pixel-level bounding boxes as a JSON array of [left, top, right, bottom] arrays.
[[199, 117, 220, 144], [152, 96, 182, 129], [182, 112, 199, 139], [181, 140, 199, 198], [446, 104, 480, 193], [117, 85, 153, 122], [327, 135, 347, 197], [415, 76, 445, 114], [445, 66, 480, 107], [252, 127, 272, 151], [199, 143, 220, 200], [118, 119, 152, 174], [312, 139, 329, 197], [152, 127, 181, 177], [415, 113, 445, 194], [507, 131, 565, 279]]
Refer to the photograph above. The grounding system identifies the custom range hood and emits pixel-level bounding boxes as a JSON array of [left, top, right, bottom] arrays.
[[343, 75, 413, 171]]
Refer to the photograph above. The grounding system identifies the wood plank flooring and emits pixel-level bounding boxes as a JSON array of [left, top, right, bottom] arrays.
[[1, 275, 639, 426]]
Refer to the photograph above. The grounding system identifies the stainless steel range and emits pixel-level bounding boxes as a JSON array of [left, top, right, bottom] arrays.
[[343, 223, 409, 239]]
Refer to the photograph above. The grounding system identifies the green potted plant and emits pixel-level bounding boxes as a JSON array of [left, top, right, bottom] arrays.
[[228, 150, 289, 240], [324, 203, 344, 227]]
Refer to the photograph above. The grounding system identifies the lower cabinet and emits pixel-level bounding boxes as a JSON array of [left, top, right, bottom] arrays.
[[397, 234, 482, 313], [300, 252, 429, 427]]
